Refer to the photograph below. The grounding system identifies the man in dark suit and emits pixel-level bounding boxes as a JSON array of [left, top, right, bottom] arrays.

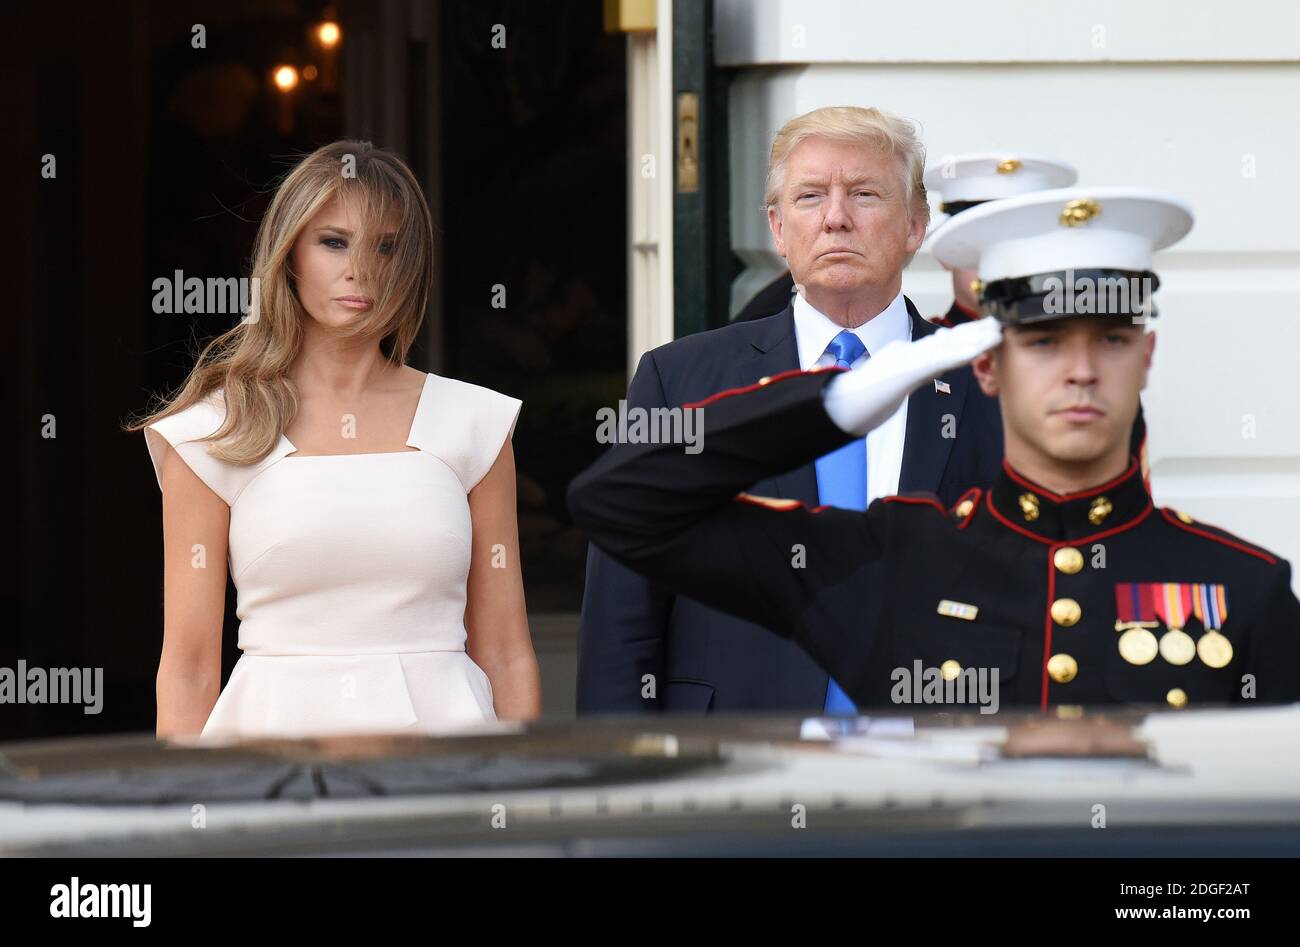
[[577, 105, 1006, 714], [576, 300, 1004, 713], [569, 188, 1300, 712]]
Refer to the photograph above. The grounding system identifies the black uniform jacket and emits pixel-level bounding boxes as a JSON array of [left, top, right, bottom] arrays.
[[576, 302, 1004, 714], [567, 368, 1300, 710]]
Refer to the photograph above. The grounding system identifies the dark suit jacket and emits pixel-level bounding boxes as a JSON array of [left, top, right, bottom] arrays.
[[576, 298, 1005, 713]]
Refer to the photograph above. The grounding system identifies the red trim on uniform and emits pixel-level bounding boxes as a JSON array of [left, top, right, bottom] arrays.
[[986, 496, 1153, 547], [1159, 509, 1277, 564], [881, 494, 947, 514], [1002, 458, 1140, 502], [681, 366, 844, 411], [1138, 430, 1151, 494], [1042, 548, 1057, 710], [733, 494, 814, 514], [950, 487, 983, 531], [732, 494, 836, 516], [928, 316, 954, 328]]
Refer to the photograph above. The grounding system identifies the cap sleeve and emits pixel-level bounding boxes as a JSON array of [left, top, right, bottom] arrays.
[[409, 375, 522, 492], [143, 393, 241, 504]]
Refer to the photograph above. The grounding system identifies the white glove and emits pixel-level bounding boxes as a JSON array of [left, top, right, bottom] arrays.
[[822, 317, 1003, 436]]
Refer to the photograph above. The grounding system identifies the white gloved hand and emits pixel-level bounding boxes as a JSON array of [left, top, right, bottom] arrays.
[[822, 317, 1003, 436]]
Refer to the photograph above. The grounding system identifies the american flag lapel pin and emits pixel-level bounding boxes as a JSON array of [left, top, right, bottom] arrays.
[[934, 379, 951, 394]]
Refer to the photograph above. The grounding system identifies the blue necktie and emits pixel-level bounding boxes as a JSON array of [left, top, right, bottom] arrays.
[[814, 330, 868, 714]]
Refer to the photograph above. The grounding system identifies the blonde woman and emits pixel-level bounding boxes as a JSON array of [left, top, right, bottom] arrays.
[[127, 142, 540, 743]]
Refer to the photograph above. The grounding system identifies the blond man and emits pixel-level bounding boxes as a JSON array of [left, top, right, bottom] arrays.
[[577, 107, 1004, 715]]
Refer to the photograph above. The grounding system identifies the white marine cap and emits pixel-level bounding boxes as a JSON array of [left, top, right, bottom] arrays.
[[922, 153, 1079, 248], [924, 153, 1078, 210], [929, 186, 1194, 323]]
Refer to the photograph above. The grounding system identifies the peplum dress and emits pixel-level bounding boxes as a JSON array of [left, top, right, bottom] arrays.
[[144, 372, 522, 744]]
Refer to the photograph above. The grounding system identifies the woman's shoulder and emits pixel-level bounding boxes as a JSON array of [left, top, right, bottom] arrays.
[[145, 389, 229, 448], [424, 372, 518, 407], [411, 374, 522, 491], [142, 389, 263, 505]]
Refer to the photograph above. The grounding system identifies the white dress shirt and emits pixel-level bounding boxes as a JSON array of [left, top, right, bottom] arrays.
[[792, 288, 912, 503]]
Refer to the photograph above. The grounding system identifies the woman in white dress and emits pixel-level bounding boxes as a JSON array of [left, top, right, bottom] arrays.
[[127, 141, 540, 744]]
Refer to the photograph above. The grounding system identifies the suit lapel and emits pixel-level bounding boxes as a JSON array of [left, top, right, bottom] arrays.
[[735, 305, 820, 506], [731, 298, 968, 502], [899, 302, 968, 494]]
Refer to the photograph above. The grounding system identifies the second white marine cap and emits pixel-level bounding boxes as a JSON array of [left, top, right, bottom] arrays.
[[925, 153, 1078, 218]]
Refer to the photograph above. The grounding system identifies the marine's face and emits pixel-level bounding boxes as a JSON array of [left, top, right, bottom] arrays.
[[941, 262, 982, 313], [973, 319, 1154, 465], [290, 195, 397, 328], [767, 137, 926, 302]]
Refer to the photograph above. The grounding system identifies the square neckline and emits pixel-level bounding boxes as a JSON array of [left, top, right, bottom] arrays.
[[281, 372, 432, 459]]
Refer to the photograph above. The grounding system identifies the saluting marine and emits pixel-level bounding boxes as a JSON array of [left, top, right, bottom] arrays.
[[569, 187, 1300, 711], [924, 154, 1148, 480]]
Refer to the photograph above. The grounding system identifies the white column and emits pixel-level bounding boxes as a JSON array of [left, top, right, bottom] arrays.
[[626, 1, 676, 376]]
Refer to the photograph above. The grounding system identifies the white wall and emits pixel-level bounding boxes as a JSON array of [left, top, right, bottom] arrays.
[[718, 0, 1300, 584]]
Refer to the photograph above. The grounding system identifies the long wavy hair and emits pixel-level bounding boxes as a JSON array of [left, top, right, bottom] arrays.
[[124, 141, 434, 464]]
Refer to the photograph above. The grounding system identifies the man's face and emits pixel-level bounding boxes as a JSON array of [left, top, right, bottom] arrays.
[[973, 319, 1155, 465], [941, 261, 982, 312], [767, 137, 926, 302]]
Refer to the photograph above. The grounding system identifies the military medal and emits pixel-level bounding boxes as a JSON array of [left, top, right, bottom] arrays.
[[1192, 583, 1233, 668], [1195, 632, 1231, 668], [1154, 583, 1196, 666], [1159, 629, 1196, 665], [1114, 583, 1161, 665], [1118, 627, 1158, 665], [1191, 583, 1233, 668]]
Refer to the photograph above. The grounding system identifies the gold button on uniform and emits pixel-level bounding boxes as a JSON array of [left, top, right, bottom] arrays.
[[758, 376, 772, 385], [1051, 598, 1082, 627], [1053, 547, 1084, 574], [1166, 688, 1189, 709], [1176, 510, 1194, 524], [954, 499, 974, 519], [939, 660, 962, 681], [1047, 653, 1078, 684]]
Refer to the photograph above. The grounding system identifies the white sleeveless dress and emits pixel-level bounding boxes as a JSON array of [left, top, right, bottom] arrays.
[[144, 373, 522, 744]]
